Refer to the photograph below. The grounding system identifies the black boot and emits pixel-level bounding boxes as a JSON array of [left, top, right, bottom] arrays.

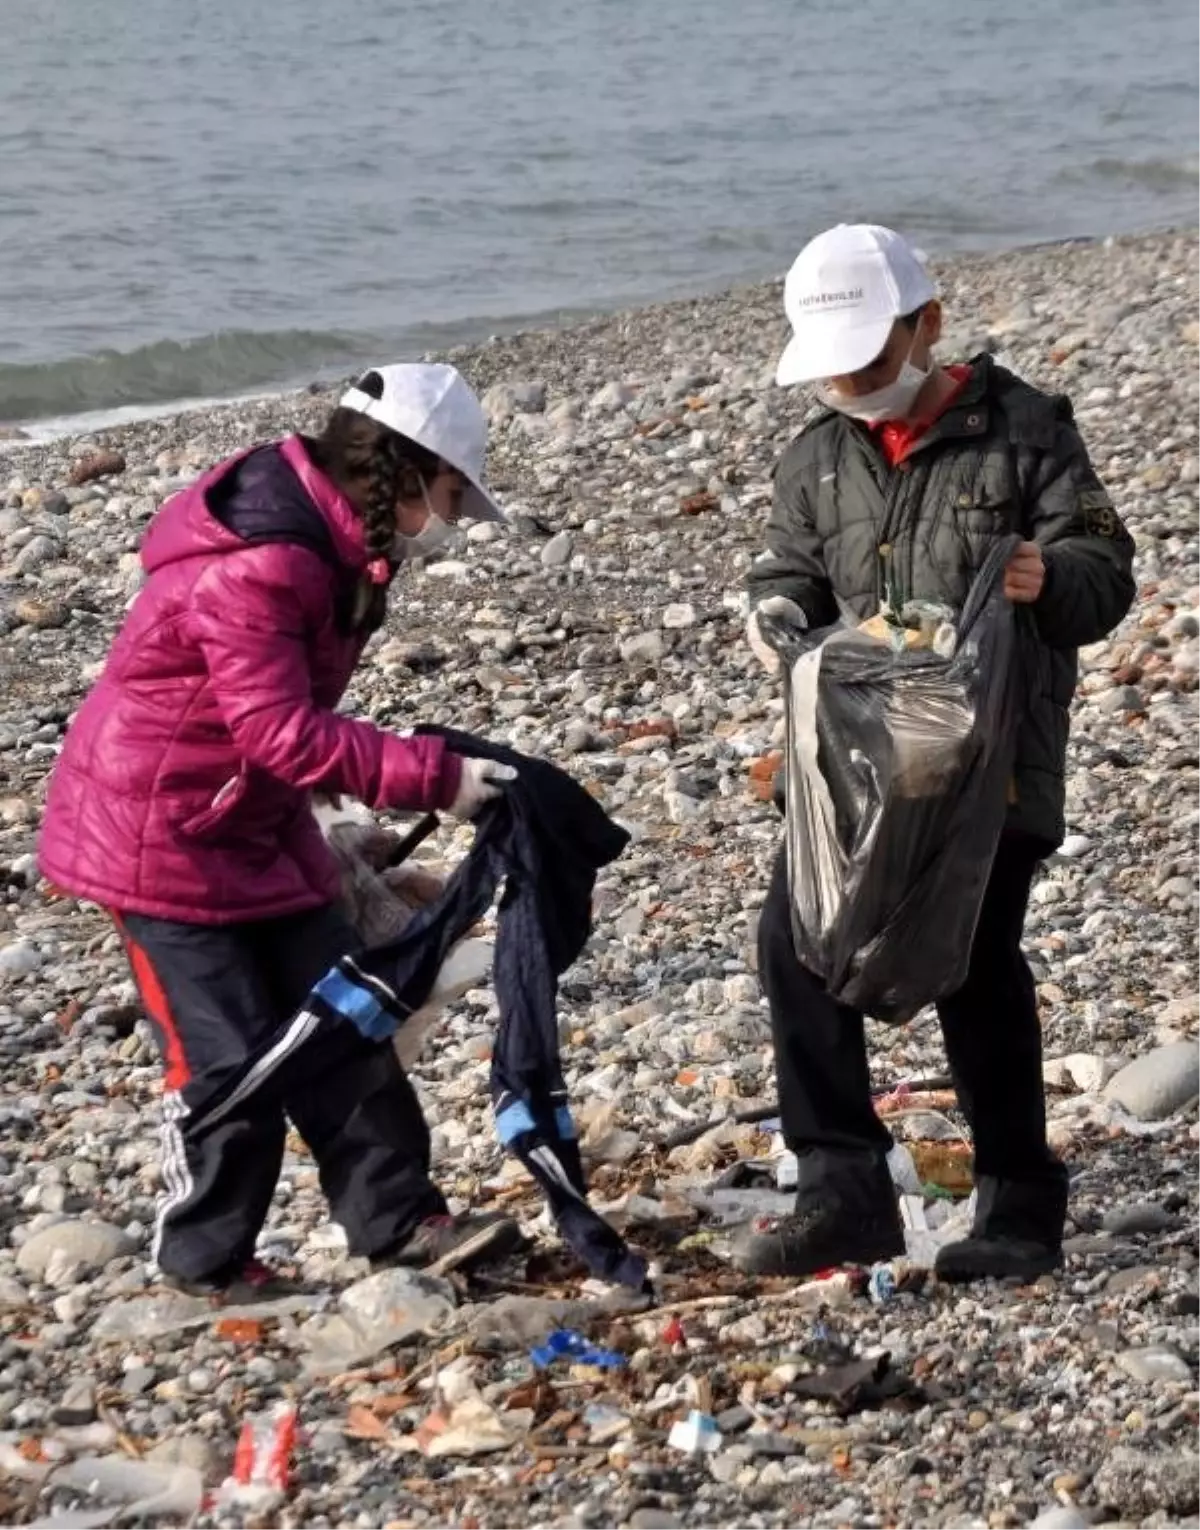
[[730, 1148, 904, 1277], [935, 1167, 1068, 1283]]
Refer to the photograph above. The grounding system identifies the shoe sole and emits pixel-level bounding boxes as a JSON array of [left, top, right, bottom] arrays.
[[161, 1279, 295, 1304], [730, 1230, 904, 1278], [935, 1250, 1060, 1283]]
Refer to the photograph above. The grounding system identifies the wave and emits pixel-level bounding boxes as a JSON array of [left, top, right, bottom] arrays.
[[1083, 156, 1200, 191], [0, 328, 383, 426], [0, 299, 628, 429]]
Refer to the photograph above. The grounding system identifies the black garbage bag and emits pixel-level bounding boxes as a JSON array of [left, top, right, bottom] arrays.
[[760, 535, 1029, 1024]]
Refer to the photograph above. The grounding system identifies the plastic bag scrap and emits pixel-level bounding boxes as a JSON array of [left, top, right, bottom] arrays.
[[22, 1455, 204, 1529], [762, 535, 1027, 1024]]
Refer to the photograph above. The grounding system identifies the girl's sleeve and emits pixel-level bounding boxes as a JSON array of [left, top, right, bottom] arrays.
[[190, 545, 461, 811]]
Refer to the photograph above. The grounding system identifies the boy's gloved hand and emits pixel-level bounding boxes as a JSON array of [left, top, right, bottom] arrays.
[[747, 596, 807, 675], [448, 758, 518, 819]]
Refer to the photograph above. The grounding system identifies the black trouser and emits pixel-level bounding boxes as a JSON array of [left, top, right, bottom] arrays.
[[116, 903, 445, 1282], [759, 832, 1066, 1213]]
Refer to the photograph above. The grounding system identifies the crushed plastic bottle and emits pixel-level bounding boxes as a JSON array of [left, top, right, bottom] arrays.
[[93, 1290, 317, 1343]]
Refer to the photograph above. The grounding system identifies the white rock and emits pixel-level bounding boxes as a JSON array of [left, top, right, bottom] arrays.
[[466, 521, 504, 545], [1043, 1053, 1115, 1093], [482, 381, 547, 421], [0, 1276, 29, 1310], [584, 1127, 641, 1164], [1031, 1509, 1092, 1529], [620, 632, 665, 665], [723, 975, 759, 1007], [0, 940, 41, 977], [590, 380, 636, 413], [662, 602, 698, 630], [1160, 994, 1200, 1027], [16, 1219, 135, 1281], [50, 1455, 203, 1521], [1116, 1347, 1193, 1385], [664, 789, 702, 824]]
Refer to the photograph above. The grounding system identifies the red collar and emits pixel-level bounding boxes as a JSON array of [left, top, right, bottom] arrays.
[[869, 364, 971, 466]]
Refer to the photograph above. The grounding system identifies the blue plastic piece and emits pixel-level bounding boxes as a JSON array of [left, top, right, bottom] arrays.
[[529, 1328, 625, 1369]]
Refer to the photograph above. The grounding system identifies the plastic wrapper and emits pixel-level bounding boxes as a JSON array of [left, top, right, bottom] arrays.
[[319, 813, 436, 946], [763, 535, 1027, 1024], [668, 1409, 722, 1455], [215, 1403, 299, 1512]]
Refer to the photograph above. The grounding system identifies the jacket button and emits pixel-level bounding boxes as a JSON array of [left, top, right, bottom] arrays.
[[966, 413, 981, 427]]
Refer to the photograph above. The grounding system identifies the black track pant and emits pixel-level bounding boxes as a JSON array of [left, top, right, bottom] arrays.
[[758, 833, 1067, 1199], [115, 903, 445, 1283]]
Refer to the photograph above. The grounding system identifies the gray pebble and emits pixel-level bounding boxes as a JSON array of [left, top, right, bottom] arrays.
[[53, 1376, 98, 1426], [1103, 1042, 1200, 1120], [1101, 1201, 1177, 1235]]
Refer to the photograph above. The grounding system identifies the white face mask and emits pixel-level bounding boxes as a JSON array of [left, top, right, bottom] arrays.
[[816, 329, 932, 423], [394, 477, 455, 559]]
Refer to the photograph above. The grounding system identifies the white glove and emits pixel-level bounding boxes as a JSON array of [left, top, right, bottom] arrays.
[[448, 757, 518, 819], [747, 596, 807, 675]]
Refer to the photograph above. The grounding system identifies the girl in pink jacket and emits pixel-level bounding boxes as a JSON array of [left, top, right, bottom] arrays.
[[39, 364, 520, 1296]]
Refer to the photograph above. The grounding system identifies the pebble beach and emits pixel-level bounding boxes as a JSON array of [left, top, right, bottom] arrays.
[[0, 229, 1197, 1528]]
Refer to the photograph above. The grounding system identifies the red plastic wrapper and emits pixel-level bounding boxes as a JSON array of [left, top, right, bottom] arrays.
[[232, 1403, 299, 1492], [661, 1316, 686, 1347]]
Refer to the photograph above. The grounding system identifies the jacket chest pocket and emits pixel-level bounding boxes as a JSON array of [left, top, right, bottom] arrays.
[[919, 452, 1012, 605], [951, 450, 1019, 537]]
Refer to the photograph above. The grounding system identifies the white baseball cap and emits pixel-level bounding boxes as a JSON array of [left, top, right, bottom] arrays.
[[339, 362, 506, 522], [775, 224, 937, 387]]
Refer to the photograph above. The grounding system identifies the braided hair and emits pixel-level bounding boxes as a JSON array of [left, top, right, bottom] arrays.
[[309, 370, 442, 632]]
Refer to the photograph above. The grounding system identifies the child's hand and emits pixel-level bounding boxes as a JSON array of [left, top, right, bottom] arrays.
[[448, 759, 518, 819], [1003, 540, 1046, 603]]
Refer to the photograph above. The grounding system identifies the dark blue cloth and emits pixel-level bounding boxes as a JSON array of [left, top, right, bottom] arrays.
[[309, 729, 648, 1289], [208, 442, 336, 559]]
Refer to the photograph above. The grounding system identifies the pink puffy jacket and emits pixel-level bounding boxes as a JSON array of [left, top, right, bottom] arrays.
[[38, 435, 461, 923]]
